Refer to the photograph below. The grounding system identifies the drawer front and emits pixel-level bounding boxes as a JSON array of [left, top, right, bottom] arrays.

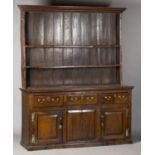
[[114, 93, 129, 104], [100, 92, 129, 104], [65, 95, 97, 105], [34, 95, 63, 107], [100, 93, 115, 104]]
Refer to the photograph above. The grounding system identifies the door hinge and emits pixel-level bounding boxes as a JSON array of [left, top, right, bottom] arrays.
[[125, 128, 129, 137], [101, 122, 104, 128], [31, 134, 36, 144], [31, 112, 35, 122]]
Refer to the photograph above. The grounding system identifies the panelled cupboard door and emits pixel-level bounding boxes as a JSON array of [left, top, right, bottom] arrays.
[[101, 108, 129, 140], [66, 109, 97, 142], [31, 111, 63, 145]]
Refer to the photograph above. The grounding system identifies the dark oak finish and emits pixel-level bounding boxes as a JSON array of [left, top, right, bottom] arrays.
[[101, 108, 127, 140], [66, 109, 97, 142], [19, 5, 133, 151], [33, 95, 63, 107], [25, 44, 120, 48], [26, 64, 120, 69], [21, 88, 132, 150], [33, 111, 63, 144], [18, 5, 126, 13]]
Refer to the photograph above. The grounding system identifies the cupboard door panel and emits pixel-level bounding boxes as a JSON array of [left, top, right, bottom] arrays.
[[32, 111, 62, 144], [66, 109, 96, 142], [66, 110, 82, 141], [38, 114, 57, 140], [82, 111, 96, 140], [101, 108, 127, 140]]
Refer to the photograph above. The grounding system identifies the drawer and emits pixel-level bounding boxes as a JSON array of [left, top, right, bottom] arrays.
[[100, 93, 115, 104], [34, 95, 63, 107], [65, 95, 97, 105], [100, 92, 129, 104], [114, 93, 129, 104]]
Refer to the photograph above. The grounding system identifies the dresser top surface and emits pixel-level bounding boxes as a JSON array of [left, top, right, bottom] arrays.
[[20, 85, 133, 93], [18, 5, 126, 13]]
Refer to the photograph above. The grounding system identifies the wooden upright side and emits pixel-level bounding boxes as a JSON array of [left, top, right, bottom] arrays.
[[20, 10, 26, 88]]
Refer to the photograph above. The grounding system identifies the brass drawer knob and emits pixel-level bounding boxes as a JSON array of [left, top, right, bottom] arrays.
[[51, 98, 55, 101], [104, 96, 107, 99], [86, 97, 91, 100], [86, 96, 95, 101], [70, 97, 73, 101], [70, 97, 77, 101], [91, 97, 94, 100]]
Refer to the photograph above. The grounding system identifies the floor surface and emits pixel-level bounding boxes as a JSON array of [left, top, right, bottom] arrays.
[[14, 135, 141, 155]]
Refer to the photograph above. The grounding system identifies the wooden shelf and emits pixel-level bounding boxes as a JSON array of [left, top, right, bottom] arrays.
[[25, 44, 120, 48], [25, 64, 120, 69]]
